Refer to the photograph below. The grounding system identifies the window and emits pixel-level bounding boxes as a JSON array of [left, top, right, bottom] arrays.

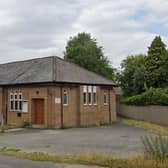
[[104, 92, 108, 105], [9, 91, 23, 111], [83, 86, 87, 105], [14, 92, 18, 110], [88, 86, 92, 105], [10, 92, 14, 111], [18, 92, 23, 111], [63, 90, 68, 105], [93, 86, 97, 105], [22, 101, 28, 113]]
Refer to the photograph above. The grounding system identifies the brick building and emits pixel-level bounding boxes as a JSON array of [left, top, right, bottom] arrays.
[[0, 56, 117, 128]]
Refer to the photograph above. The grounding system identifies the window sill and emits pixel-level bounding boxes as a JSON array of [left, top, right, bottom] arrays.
[[9, 110, 28, 113], [63, 104, 68, 106]]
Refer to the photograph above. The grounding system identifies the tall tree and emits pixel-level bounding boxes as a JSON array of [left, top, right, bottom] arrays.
[[146, 36, 167, 87], [120, 54, 147, 96], [64, 32, 114, 80]]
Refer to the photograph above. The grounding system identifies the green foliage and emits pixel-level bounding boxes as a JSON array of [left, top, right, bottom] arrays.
[[142, 135, 168, 161], [1, 147, 168, 168], [64, 32, 114, 80], [20, 120, 30, 128], [121, 88, 168, 106], [120, 36, 168, 96], [146, 36, 168, 88], [120, 54, 148, 96], [0, 126, 5, 133], [123, 118, 168, 136]]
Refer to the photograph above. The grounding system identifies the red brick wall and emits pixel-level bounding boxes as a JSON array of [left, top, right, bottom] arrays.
[[2, 84, 117, 128]]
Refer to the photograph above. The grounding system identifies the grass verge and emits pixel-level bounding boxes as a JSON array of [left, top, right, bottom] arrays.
[[0, 124, 22, 133], [122, 118, 168, 136], [0, 147, 168, 168]]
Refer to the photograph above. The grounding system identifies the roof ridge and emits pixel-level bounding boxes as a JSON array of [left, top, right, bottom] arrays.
[[0, 56, 55, 66]]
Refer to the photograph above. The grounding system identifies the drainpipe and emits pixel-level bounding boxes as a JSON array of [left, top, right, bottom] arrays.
[[60, 87, 64, 129], [108, 89, 111, 124]]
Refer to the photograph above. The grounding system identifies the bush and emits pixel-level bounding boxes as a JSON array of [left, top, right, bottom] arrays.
[[142, 135, 168, 161], [121, 87, 168, 106], [20, 120, 30, 128]]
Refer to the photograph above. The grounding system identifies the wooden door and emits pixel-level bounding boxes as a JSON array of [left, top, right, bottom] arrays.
[[34, 99, 44, 125]]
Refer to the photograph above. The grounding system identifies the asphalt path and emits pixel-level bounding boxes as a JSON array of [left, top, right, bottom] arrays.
[[0, 155, 62, 168]]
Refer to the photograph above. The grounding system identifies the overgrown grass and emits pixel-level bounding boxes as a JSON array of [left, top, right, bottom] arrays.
[[142, 135, 168, 161], [123, 118, 168, 136], [0, 147, 168, 168]]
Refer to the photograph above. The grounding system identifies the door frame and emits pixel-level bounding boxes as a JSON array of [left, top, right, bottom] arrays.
[[32, 98, 45, 126]]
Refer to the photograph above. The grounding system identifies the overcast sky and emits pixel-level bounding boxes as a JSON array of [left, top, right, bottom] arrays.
[[0, 0, 167, 68]]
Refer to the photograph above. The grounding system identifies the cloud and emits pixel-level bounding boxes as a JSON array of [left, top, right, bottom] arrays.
[[0, 0, 167, 68]]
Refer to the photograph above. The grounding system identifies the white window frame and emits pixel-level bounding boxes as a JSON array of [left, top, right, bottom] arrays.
[[93, 86, 97, 105], [83, 85, 87, 105], [22, 100, 28, 113], [9, 91, 25, 112], [18, 92, 23, 111], [63, 90, 68, 106], [104, 92, 108, 105], [88, 86, 92, 105], [14, 92, 18, 111], [9, 92, 14, 111]]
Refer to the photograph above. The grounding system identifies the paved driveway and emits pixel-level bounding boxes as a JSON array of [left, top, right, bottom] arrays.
[[0, 122, 151, 157]]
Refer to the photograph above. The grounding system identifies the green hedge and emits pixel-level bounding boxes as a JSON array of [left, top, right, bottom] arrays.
[[121, 88, 168, 106]]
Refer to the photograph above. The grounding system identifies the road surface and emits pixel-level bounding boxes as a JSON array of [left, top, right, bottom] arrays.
[[0, 155, 102, 168]]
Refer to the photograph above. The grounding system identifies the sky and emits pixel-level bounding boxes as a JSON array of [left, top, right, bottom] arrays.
[[0, 0, 167, 68]]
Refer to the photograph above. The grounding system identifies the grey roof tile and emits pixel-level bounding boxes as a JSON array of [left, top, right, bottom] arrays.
[[0, 56, 116, 86]]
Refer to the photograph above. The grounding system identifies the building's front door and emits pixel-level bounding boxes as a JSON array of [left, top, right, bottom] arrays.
[[34, 99, 44, 125]]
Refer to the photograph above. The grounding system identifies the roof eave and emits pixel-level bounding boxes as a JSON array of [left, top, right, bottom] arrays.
[[0, 81, 117, 87]]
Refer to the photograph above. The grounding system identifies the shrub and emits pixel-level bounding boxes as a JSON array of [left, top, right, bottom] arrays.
[[20, 120, 30, 128], [142, 135, 168, 161], [121, 87, 168, 106], [0, 127, 5, 133]]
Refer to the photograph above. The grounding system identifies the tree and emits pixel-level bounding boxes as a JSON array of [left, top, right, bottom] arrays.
[[159, 51, 168, 87], [64, 32, 114, 80], [120, 54, 148, 96], [146, 36, 167, 87], [120, 36, 168, 96]]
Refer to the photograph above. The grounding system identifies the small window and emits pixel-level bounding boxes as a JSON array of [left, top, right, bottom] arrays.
[[10, 92, 14, 111], [93, 86, 97, 105], [104, 92, 108, 105], [14, 92, 18, 110], [63, 90, 68, 105], [83, 86, 87, 105], [18, 93, 22, 111], [88, 86, 92, 105]]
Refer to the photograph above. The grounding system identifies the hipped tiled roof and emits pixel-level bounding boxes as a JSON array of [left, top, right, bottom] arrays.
[[0, 56, 116, 86]]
